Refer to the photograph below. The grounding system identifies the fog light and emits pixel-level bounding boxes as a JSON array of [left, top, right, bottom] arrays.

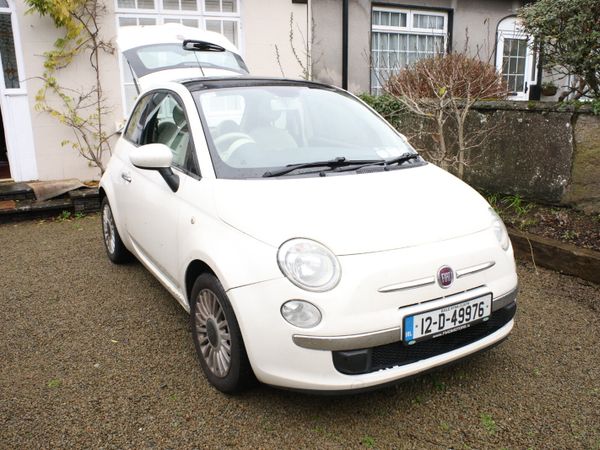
[[281, 300, 322, 328]]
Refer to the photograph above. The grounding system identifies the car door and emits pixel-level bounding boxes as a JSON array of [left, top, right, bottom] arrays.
[[120, 90, 200, 291]]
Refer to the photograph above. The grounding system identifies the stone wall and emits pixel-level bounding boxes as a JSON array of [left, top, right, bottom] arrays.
[[563, 114, 600, 213], [463, 102, 575, 206], [364, 97, 600, 214]]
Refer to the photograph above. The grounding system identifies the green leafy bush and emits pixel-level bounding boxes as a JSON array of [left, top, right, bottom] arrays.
[[519, 0, 600, 99]]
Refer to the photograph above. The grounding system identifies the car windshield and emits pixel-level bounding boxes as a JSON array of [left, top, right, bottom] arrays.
[[123, 44, 248, 78], [192, 84, 418, 179]]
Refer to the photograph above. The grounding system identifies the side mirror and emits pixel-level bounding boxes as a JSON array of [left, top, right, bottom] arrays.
[[130, 143, 173, 169], [129, 144, 180, 192]]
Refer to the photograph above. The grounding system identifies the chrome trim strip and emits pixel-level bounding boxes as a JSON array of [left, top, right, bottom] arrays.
[[456, 261, 496, 278], [492, 286, 518, 312], [379, 261, 495, 293], [293, 327, 402, 351], [378, 276, 435, 293]]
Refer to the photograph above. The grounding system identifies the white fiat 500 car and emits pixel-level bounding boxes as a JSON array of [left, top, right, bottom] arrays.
[[100, 76, 518, 393]]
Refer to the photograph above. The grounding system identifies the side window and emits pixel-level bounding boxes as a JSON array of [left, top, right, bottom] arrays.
[[124, 94, 152, 144], [138, 92, 197, 175]]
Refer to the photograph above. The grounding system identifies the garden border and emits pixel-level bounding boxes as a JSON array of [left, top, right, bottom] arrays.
[[508, 228, 600, 284]]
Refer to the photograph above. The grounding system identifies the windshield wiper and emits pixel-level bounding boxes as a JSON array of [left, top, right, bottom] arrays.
[[333, 152, 420, 173], [262, 157, 384, 178]]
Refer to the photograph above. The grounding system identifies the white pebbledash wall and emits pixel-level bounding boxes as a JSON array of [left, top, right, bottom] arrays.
[[13, 0, 308, 181]]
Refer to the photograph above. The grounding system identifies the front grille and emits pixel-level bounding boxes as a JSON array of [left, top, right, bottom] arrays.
[[332, 302, 516, 375]]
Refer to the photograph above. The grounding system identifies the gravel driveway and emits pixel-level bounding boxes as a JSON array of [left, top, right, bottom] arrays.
[[1, 216, 599, 449]]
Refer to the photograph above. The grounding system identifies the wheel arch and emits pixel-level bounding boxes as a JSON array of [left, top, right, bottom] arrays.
[[185, 259, 217, 305]]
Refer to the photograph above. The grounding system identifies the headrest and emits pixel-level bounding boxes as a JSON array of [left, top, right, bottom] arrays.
[[173, 104, 186, 126]]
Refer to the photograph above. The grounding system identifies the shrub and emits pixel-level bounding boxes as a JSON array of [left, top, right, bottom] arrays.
[[385, 53, 507, 100], [380, 53, 506, 178], [519, 0, 600, 100]]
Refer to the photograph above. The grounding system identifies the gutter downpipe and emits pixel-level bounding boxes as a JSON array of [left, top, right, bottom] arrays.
[[342, 0, 349, 90]]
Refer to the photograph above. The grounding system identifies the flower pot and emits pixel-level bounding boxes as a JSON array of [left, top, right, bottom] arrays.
[[541, 85, 558, 96]]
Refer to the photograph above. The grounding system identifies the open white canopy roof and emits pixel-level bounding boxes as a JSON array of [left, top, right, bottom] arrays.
[[116, 23, 241, 55]]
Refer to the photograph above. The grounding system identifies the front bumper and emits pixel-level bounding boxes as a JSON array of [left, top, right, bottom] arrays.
[[292, 287, 517, 351], [332, 300, 515, 376], [227, 229, 518, 391]]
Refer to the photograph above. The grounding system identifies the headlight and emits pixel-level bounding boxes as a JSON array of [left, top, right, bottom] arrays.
[[281, 300, 322, 328], [490, 208, 510, 251], [277, 238, 341, 292]]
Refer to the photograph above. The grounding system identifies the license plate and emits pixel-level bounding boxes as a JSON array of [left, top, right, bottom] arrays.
[[403, 294, 492, 344]]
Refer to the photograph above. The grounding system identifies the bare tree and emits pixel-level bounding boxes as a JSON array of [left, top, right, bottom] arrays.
[[381, 53, 507, 179]]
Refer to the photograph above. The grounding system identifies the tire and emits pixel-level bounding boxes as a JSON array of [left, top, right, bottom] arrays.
[[190, 273, 254, 393], [101, 197, 131, 264]]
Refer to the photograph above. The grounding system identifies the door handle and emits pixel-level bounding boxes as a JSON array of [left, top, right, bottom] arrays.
[[121, 172, 132, 183]]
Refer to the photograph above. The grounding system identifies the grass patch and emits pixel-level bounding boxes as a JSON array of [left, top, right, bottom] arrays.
[[480, 413, 497, 435], [47, 378, 62, 388], [361, 435, 375, 448]]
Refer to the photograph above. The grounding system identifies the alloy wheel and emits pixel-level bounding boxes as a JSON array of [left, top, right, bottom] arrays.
[[194, 288, 232, 377], [102, 203, 116, 255]]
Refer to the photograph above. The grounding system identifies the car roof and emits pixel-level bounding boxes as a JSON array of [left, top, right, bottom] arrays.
[[182, 77, 341, 92]]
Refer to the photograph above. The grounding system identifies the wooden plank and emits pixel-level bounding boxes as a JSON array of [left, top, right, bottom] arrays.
[[509, 228, 600, 284]]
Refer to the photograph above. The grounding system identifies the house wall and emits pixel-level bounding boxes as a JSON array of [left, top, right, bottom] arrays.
[[243, 0, 308, 79], [14, 0, 122, 181], [312, 0, 525, 94], [12, 0, 305, 181]]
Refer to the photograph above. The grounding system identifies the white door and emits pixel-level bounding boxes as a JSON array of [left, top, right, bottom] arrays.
[[119, 90, 200, 288], [0, 0, 37, 181], [496, 17, 537, 101]]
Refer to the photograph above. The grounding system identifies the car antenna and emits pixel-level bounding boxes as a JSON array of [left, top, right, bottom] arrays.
[[191, 49, 205, 77], [182, 39, 226, 78]]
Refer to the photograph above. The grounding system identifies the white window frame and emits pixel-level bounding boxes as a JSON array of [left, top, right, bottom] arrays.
[[371, 7, 448, 94], [372, 7, 447, 34], [0, 0, 38, 181], [495, 16, 537, 101], [0, 1, 27, 94]]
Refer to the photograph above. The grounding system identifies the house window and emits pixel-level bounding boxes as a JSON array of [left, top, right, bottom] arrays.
[[115, 0, 240, 44], [371, 7, 447, 95], [205, 0, 236, 12], [116, 0, 241, 114], [0, 11, 20, 89], [495, 16, 537, 101], [501, 38, 527, 93]]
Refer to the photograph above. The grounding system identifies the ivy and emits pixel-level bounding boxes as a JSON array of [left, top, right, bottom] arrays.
[[26, 0, 115, 174]]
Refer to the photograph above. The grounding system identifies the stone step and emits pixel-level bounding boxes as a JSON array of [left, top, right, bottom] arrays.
[[0, 182, 35, 201], [69, 188, 100, 213], [0, 181, 100, 222], [0, 198, 74, 222]]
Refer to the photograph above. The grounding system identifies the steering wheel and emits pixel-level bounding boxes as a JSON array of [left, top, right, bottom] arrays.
[[213, 132, 255, 162]]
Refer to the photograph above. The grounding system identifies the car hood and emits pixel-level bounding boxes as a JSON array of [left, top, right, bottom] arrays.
[[214, 164, 493, 255]]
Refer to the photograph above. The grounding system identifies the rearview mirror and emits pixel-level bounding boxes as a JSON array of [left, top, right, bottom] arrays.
[[130, 144, 179, 192], [130, 143, 173, 169]]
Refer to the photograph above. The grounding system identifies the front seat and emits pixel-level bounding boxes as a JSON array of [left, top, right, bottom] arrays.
[[243, 100, 297, 151]]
